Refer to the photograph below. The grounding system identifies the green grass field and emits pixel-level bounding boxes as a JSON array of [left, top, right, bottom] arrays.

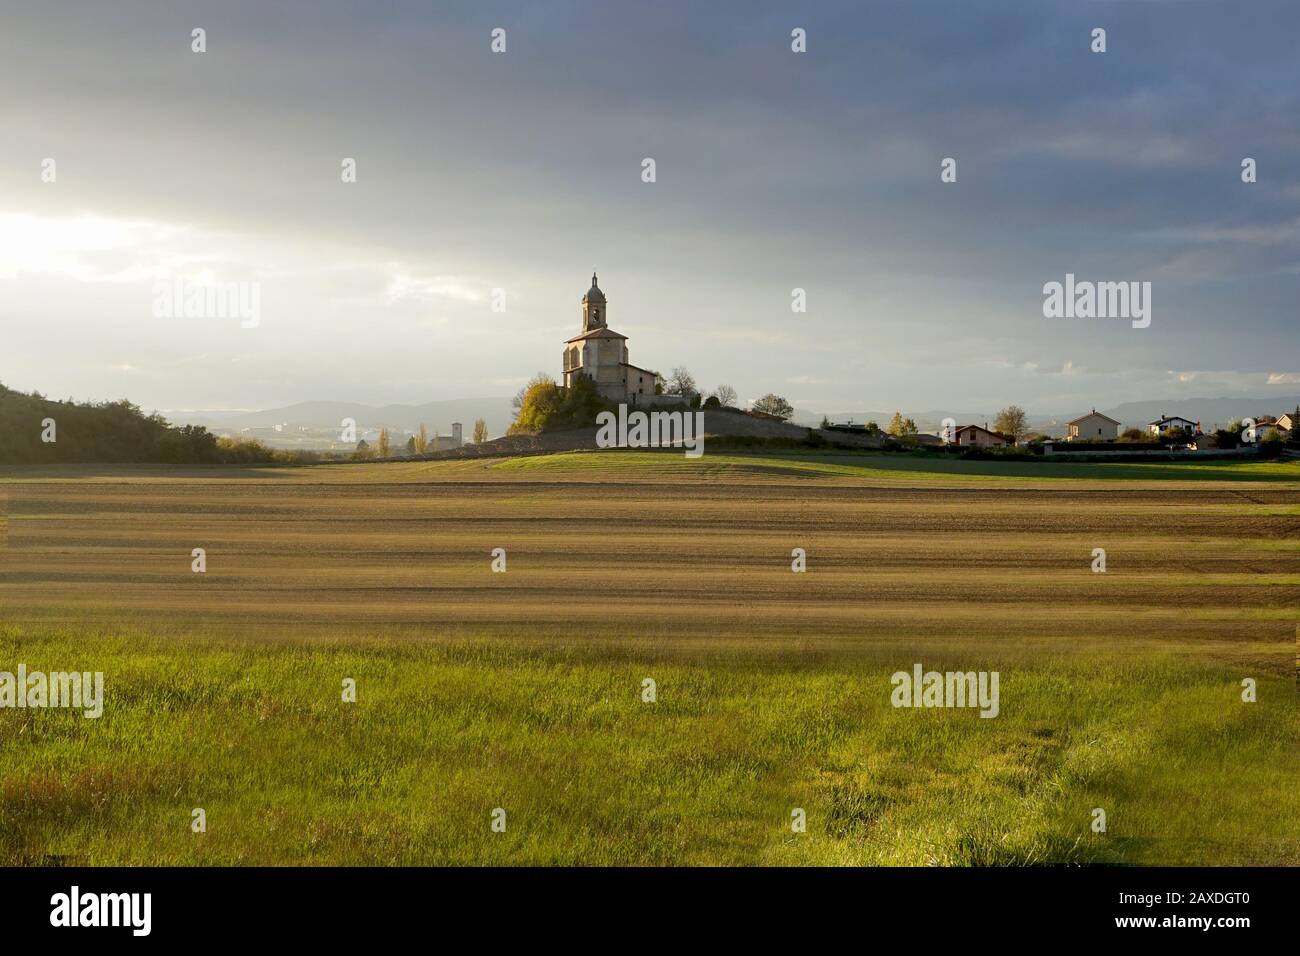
[[1, 451, 1297, 865]]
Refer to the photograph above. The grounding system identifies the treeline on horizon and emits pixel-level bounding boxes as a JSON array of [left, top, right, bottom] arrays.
[[0, 383, 309, 465]]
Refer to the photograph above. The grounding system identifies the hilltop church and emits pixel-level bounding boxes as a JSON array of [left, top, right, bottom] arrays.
[[562, 273, 660, 405]]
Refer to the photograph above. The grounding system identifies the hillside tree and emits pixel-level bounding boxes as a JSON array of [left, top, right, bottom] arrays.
[[666, 367, 697, 396], [712, 384, 738, 408], [752, 394, 794, 421], [513, 372, 554, 411], [510, 374, 609, 434]]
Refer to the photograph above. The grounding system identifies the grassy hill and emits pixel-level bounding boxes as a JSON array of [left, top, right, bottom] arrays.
[[0, 383, 311, 465], [0, 383, 223, 464]]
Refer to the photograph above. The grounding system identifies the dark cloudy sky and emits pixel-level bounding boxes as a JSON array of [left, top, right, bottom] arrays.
[[2, 0, 1297, 415]]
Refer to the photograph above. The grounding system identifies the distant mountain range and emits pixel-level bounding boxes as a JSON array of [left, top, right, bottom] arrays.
[[164, 394, 1300, 444]]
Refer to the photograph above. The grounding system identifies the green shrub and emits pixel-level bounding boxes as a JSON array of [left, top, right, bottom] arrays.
[[0, 382, 324, 465], [214, 436, 277, 463], [509, 374, 612, 434]]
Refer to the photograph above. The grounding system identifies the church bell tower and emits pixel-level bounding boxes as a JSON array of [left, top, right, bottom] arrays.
[[581, 271, 607, 333]]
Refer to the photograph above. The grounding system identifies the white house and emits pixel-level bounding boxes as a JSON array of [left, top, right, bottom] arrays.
[[1251, 416, 1285, 440], [1065, 409, 1120, 441], [1148, 414, 1199, 437], [953, 424, 1010, 447]]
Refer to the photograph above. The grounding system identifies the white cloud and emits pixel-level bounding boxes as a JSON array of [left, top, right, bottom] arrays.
[[0, 212, 186, 283], [1167, 369, 1281, 389], [383, 269, 484, 305]]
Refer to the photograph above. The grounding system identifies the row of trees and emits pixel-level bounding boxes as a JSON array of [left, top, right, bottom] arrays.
[[815, 407, 1028, 442], [835, 406, 1028, 442], [657, 367, 741, 410]]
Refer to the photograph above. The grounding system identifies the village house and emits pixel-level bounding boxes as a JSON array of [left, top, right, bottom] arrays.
[[1252, 416, 1285, 440], [953, 424, 1010, 448], [1065, 409, 1120, 441], [562, 272, 664, 406], [1149, 414, 1200, 437]]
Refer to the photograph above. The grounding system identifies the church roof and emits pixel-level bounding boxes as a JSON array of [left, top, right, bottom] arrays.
[[566, 327, 627, 343], [582, 271, 606, 303]]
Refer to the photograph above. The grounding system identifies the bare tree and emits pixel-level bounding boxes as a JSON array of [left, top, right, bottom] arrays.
[[376, 428, 391, 457], [666, 367, 697, 396], [415, 423, 429, 455], [712, 384, 738, 408], [472, 418, 489, 443]]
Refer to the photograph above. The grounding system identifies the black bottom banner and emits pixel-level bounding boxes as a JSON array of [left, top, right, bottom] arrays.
[[0, 865, 1283, 942]]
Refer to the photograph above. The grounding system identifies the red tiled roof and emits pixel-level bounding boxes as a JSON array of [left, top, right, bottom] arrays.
[[954, 424, 1010, 441]]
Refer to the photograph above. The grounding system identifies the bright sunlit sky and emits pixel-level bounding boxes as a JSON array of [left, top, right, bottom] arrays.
[[2, 0, 1298, 415]]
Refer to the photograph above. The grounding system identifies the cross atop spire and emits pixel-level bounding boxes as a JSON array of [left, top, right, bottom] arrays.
[[583, 272, 606, 303]]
